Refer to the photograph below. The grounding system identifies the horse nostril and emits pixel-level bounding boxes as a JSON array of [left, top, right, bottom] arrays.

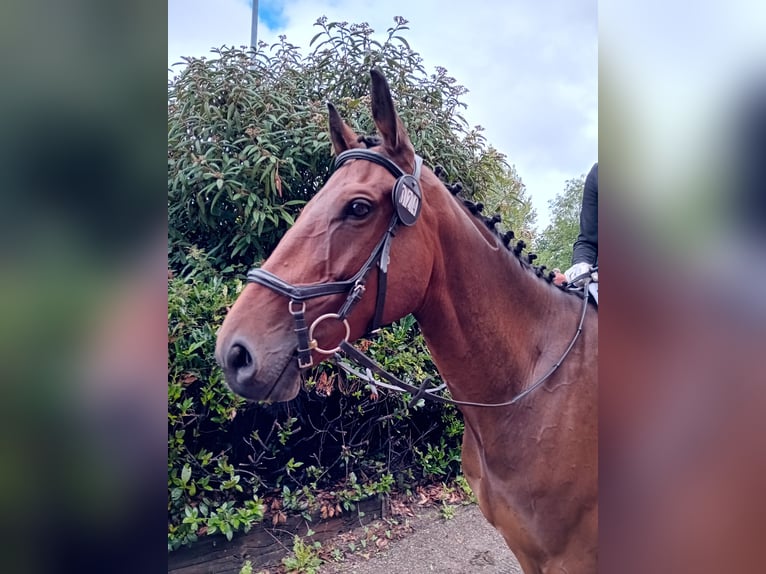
[[227, 343, 252, 371], [221, 341, 258, 389]]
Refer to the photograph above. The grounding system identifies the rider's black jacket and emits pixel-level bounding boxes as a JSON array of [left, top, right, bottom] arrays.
[[572, 162, 598, 266]]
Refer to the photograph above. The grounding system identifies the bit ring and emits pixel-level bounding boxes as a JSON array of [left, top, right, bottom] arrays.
[[308, 313, 351, 355]]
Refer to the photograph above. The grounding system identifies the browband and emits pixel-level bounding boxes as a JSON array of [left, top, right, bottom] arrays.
[[335, 149, 423, 181]]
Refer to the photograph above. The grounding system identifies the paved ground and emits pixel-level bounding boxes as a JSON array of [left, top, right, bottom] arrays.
[[319, 504, 522, 574]]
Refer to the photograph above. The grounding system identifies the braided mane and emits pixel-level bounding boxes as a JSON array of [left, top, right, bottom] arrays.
[[431, 165, 572, 293], [354, 134, 571, 293]]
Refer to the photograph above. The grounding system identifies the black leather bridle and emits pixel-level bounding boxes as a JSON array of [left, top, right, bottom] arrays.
[[246, 147, 594, 408], [247, 149, 424, 368]]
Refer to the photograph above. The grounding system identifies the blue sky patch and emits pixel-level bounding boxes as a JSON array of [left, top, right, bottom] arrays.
[[244, 0, 287, 30]]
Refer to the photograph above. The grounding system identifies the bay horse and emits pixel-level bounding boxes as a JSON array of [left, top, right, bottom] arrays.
[[216, 69, 598, 574]]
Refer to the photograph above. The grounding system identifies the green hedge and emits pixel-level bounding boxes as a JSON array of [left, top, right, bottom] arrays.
[[168, 275, 464, 550], [167, 16, 532, 552], [168, 17, 528, 279]]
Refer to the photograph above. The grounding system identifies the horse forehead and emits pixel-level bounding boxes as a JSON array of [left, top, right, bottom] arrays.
[[324, 159, 398, 193]]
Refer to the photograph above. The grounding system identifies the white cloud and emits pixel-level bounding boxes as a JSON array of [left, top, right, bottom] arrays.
[[168, 0, 598, 228], [168, 0, 251, 67]]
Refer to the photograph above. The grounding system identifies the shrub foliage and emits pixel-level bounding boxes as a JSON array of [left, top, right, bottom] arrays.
[[168, 16, 530, 551], [168, 277, 462, 550], [533, 175, 586, 271], [168, 16, 531, 277]]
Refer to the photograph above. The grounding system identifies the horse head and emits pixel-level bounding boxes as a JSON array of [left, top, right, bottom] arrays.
[[216, 69, 439, 402]]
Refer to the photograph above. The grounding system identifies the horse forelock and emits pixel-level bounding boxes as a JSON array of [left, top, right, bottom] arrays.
[[357, 134, 382, 148]]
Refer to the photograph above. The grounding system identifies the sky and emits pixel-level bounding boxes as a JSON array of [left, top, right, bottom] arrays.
[[168, 0, 598, 229]]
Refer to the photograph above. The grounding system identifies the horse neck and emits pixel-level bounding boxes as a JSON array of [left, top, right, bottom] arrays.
[[415, 195, 578, 404]]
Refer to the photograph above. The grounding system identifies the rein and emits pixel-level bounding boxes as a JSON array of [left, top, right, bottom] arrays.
[[333, 276, 593, 409], [247, 147, 594, 408]]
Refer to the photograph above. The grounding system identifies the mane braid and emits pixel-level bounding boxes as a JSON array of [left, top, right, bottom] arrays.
[[439, 174, 575, 294], [348, 138, 574, 294]]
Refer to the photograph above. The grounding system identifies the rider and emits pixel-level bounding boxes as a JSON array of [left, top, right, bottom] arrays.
[[552, 162, 597, 296], [565, 162, 598, 286]]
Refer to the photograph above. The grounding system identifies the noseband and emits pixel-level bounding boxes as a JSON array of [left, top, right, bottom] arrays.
[[247, 149, 424, 368]]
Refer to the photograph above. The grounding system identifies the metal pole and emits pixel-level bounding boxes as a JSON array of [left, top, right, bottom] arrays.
[[250, 0, 259, 48]]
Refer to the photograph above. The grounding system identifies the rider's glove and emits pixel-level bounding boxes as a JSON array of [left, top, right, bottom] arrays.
[[564, 261, 593, 286]]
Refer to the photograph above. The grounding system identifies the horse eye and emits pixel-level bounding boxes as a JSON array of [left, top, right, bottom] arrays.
[[347, 199, 372, 219]]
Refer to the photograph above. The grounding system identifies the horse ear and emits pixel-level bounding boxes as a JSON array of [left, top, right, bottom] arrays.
[[327, 102, 360, 155], [370, 68, 414, 158]]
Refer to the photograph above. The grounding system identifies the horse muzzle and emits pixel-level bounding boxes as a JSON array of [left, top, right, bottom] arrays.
[[216, 337, 301, 402]]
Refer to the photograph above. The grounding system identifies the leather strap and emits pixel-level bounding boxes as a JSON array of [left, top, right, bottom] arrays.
[[247, 213, 398, 302], [290, 303, 313, 368], [335, 149, 423, 181], [370, 226, 394, 332], [337, 341, 450, 409], [248, 268, 355, 301], [335, 149, 406, 178], [334, 284, 591, 409]]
